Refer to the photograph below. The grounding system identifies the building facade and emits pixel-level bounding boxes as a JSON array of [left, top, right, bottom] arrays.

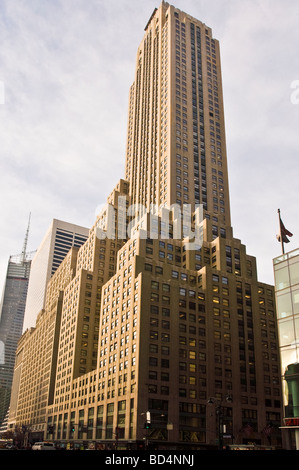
[[8, 3, 283, 449], [8, 247, 79, 439], [0, 253, 32, 427], [125, 2, 231, 233], [22, 219, 89, 332], [273, 247, 299, 449], [8, 180, 130, 443]]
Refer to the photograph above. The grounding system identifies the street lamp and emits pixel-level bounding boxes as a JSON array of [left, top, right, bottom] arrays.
[[207, 394, 233, 450]]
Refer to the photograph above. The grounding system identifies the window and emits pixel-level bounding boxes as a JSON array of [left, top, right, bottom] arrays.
[[149, 357, 158, 366], [150, 305, 159, 314], [150, 331, 158, 340]]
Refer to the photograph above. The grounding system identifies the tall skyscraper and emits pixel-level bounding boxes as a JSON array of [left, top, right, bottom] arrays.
[[0, 218, 33, 427], [8, 3, 283, 449], [125, 1, 230, 233], [22, 219, 89, 332]]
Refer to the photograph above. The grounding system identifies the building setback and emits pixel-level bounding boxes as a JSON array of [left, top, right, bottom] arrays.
[[8, 3, 283, 448], [8, 180, 130, 441]]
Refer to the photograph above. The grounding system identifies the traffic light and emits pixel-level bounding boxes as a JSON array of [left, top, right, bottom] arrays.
[[144, 411, 151, 429], [71, 425, 75, 433]]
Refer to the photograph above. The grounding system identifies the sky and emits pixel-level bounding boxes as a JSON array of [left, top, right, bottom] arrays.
[[0, 0, 298, 294]]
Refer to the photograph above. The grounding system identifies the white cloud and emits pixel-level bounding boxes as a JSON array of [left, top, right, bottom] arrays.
[[0, 0, 298, 292]]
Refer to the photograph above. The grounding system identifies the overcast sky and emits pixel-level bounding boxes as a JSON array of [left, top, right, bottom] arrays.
[[0, 0, 298, 293]]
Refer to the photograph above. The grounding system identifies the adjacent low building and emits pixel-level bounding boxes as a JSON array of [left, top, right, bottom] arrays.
[[273, 248, 299, 449]]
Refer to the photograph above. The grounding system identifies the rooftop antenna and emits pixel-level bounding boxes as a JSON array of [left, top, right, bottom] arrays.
[[21, 212, 31, 263]]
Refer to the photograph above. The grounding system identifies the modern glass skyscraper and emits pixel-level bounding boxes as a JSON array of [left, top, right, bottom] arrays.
[[0, 252, 32, 426], [273, 248, 299, 449], [22, 219, 89, 332]]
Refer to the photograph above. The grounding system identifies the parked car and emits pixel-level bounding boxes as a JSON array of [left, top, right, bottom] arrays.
[[32, 442, 56, 450]]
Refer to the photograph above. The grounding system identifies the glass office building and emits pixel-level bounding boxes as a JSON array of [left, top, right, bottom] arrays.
[[273, 248, 299, 448], [0, 253, 32, 427]]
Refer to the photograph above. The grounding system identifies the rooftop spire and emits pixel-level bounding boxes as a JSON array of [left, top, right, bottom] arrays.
[[21, 212, 31, 263]]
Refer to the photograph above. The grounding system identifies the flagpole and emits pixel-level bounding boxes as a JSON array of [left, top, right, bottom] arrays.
[[278, 208, 284, 255]]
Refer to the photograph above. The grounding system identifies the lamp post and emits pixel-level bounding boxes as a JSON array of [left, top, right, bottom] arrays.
[[207, 394, 232, 450]]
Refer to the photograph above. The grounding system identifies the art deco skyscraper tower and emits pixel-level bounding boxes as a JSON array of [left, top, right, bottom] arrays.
[[8, 3, 283, 449], [125, 1, 231, 234]]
